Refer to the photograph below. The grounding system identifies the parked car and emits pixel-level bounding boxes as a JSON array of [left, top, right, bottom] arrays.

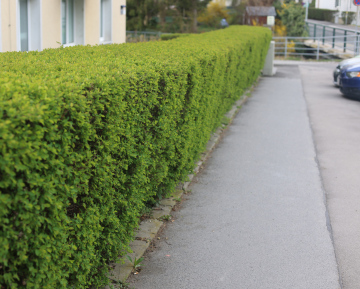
[[333, 55, 360, 86], [339, 63, 360, 98]]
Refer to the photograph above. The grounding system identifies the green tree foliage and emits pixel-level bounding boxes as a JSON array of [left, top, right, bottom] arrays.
[[126, 0, 161, 31], [228, 0, 247, 25], [0, 26, 271, 289], [278, 1, 307, 37], [126, 0, 210, 32], [176, 0, 211, 32], [197, 0, 229, 28]]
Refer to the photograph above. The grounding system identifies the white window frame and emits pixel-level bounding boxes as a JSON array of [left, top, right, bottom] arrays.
[[17, 0, 42, 52], [100, 0, 112, 44], [62, 0, 75, 47], [61, 0, 85, 47], [18, 0, 29, 51], [0, 0, 2, 52]]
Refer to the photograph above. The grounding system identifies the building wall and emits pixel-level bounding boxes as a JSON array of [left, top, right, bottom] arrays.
[[0, 0, 125, 52], [42, 0, 61, 50], [0, 0, 2, 52], [1, 0, 17, 52], [315, 0, 334, 10], [85, 0, 100, 46], [340, 2, 358, 13], [316, 0, 358, 13], [112, 0, 126, 44]]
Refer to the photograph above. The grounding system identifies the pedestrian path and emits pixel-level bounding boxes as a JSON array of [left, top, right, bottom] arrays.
[[128, 65, 341, 289]]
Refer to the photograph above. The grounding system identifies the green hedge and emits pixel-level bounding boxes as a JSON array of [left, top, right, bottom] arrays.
[[160, 33, 191, 41], [0, 26, 271, 288], [308, 8, 337, 22], [341, 11, 356, 25]]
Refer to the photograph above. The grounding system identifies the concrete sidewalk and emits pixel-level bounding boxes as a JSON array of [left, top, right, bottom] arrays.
[[128, 65, 341, 289]]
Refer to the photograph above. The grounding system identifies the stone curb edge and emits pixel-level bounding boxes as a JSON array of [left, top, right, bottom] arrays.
[[104, 82, 257, 287]]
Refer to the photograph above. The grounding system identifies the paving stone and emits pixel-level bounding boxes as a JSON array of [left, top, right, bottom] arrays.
[[108, 240, 153, 281], [152, 206, 172, 219], [169, 189, 183, 199], [130, 240, 150, 258], [194, 161, 203, 173], [187, 174, 194, 182], [108, 260, 132, 282], [135, 219, 163, 239], [183, 181, 190, 191], [159, 198, 176, 207]]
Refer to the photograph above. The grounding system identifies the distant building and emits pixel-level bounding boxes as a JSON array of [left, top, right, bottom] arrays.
[[315, 0, 357, 13], [244, 6, 276, 26], [0, 0, 126, 53]]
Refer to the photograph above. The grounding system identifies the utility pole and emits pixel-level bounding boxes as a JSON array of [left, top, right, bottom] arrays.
[[346, 0, 350, 25], [305, 0, 309, 21], [357, 5, 360, 32]]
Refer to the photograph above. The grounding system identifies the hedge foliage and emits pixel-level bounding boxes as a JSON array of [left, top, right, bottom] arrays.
[[341, 11, 356, 25], [160, 33, 191, 41], [308, 8, 337, 22], [0, 26, 271, 288]]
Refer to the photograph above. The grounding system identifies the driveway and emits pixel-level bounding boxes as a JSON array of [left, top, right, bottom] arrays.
[[299, 61, 360, 289]]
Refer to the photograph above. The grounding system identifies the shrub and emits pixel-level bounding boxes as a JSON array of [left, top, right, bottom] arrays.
[[160, 33, 191, 41], [308, 8, 337, 22], [0, 26, 271, 288], [341, 11, 356, 25], [278, 2, 307, 37]]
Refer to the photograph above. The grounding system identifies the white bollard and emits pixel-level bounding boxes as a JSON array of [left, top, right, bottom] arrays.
[[263, 41, 277, 76]]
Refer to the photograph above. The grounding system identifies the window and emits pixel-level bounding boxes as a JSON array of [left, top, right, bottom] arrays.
[[0, 0, 1, 52], [19, 0, 29, 51], [62, 0, 74, 45], [100, 0, 112, 43], [18, 0, 41, 51], [61, 0, 84, 46]]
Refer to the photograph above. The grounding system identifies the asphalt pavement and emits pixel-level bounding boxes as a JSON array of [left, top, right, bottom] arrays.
[[128, 62, 347, 289], [300, 62, 360, 289]]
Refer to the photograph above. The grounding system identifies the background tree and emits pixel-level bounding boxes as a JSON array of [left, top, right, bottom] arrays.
[[127, 0, 210, 32], [127, 0, 159, 30], [278, 1, 307, 37], [177, 0, 211, 32], [198, 0, 229, 28], [228, 0, 247, 25]]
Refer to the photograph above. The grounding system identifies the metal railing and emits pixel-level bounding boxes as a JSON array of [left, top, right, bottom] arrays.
[[126, 31, 163, 43], [306, 22, 360, 55], [273, 34, 360, 60]]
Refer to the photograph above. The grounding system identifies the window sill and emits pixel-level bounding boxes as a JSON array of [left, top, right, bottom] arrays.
[[100, 41, 113, 45], [63, 43, 76, 48]]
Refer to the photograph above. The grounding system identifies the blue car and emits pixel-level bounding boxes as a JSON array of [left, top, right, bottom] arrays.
[[333, 55, 360, 86], [339, 63, 360, 98]]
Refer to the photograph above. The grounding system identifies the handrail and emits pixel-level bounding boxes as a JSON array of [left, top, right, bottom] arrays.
[[272, 35, 359, 59], [306, 20, 360, 33]]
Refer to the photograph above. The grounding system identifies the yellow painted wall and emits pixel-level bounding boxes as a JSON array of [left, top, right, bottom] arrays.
[[112, 0, 126, 44], [85, 0, 100, 46], [1, 0, 17, 52], [0, 0, 125, 52], [42, 0, 61, 49]]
